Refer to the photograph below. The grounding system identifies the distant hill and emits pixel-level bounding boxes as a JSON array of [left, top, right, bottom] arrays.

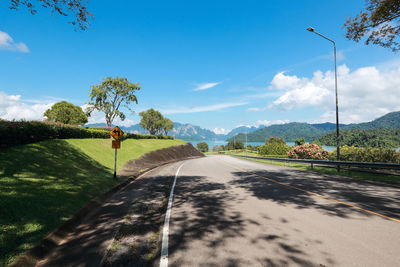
[[225, 126, 260, 139], [343, 111, 400, 130], [316, 128, 400, 148], [230, 111, 400, 143], [85, 122, 260, 141]]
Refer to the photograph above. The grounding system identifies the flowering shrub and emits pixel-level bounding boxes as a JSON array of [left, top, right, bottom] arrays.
[[329, 145, 400, 163], [258, 142, 289, 155], [288, 144, 329, 160]]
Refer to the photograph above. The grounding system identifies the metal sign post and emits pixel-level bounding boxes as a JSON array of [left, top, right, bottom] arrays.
[[114, 147, 117, 179], [110, 127, 124, 179]]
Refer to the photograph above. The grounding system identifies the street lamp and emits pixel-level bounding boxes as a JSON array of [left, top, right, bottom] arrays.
[[307, 26, 340, 163]]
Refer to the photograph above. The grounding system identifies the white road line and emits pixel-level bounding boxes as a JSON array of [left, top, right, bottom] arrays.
[[160, 163, 185, 267]]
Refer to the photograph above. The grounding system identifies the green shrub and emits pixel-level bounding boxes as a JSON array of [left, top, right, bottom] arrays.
[[258, 142, 289, 155], [265, 137, 285, 145], [295, 137, 306, 146], [0, 120, 174, 149], [329, 145, 400, 163], [288, 144, 329, 160]]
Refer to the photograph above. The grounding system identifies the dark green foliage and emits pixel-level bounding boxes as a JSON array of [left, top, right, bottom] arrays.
[[196, 142, 209, 152], [44, 101, 88, 125], [329, 145, 400, 163], [295, 137, 306, 146], [0, 121, 109, 149], [266, 137, 286, 145], [344, 0, 400, 52], [139, 109, 173, 136], [225, 140, 244, 150], [0, 121, 174, 149], [315, 128, 400, 148]]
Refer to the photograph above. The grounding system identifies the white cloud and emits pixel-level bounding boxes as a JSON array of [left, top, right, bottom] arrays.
[[162, 102, 247, 114], [0, 91, 52, 120], [0, 31, 29, 53], [213, 127, 231, 135], [270, 71, 304, 90], [238, 119, 290, 128], [193, 82, 221, 91], [267, 63, 400, 123]]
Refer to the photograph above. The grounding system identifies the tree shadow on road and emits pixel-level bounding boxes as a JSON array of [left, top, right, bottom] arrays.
[[166, 173, 334, 266], [230, 168, 400, 220]]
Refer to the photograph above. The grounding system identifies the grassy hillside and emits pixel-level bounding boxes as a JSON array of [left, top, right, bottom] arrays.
[[66, 139, 186, 170], [0, 138, 185, 266]]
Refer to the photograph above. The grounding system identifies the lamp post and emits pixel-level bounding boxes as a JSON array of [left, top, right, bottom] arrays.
[[307, 27, 340, 164]]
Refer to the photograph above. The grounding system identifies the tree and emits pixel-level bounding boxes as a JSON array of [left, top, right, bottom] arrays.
[[225, 140, 244, 150], [295, 137, 306, 146], [86, 77, 140, 127], [196, 142, 209, 152], [344, 0, 400, 52], [139, 108, 164, 135], [44, 101, 88, 125], [265, 137, 285, 145], [9, 0, 93, 30], [212, 145, 223, 152], [161, 118, 174, 136]]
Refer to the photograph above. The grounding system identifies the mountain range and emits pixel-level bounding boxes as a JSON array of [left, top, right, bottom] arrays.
[[85, 122, 262, 141], [230, 111, 400, 143], [85, 111, 400, 142]]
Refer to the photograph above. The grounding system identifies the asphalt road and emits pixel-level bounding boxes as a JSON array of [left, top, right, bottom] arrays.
[[165, 155, 400, 266]]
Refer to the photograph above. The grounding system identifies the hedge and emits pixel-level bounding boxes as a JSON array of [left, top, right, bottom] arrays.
[[0, 120, 173, 149], [329, 145, 400, 163]]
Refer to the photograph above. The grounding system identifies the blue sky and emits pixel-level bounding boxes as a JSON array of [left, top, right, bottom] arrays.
[[1, 0, 400, 134]]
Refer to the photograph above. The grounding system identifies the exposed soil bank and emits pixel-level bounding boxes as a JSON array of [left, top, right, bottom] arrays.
[[118, 143, 204, 177]]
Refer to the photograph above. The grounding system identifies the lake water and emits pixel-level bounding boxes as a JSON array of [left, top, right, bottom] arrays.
[[187, 140, 336, 152]]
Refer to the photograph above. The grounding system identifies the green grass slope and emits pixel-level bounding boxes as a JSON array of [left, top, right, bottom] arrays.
[[0, 138, 185, 266]]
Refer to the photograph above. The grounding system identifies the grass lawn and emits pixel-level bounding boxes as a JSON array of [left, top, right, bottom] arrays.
[[0, 138, 185, 266], [231, 155, 400, 186], [66, 138, 186, 170]]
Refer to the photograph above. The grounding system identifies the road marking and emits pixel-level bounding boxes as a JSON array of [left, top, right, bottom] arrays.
[[219, 158, 400, 223], [160, 163, 185, 267]]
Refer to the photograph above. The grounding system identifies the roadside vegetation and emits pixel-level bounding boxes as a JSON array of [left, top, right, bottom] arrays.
[[211, 136, 400, 186], [0, 138, 185, 265]]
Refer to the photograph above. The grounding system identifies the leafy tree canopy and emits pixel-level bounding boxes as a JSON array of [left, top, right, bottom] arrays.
[[9, 0, 93, 30], [196, 142, 209, 153], [86, 77, 140, 127], [266, 137, 285, 145], [161, 118, 174, 136], [44, 101, 88, 125], [295, 137, 306, 146], [225, 140, 244, 150], [344, 0, 400, 51], [139, 108, 164, 135]]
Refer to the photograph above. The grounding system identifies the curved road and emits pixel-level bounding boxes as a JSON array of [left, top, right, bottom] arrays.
[[164, 155, 400, 266]]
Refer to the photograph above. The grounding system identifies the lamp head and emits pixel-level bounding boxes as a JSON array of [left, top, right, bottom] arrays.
[[307, 27, 315, 32]]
